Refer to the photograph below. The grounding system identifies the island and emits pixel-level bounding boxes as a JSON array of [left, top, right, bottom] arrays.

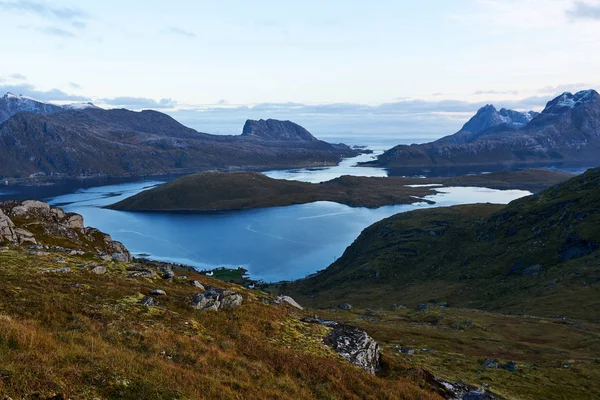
[[107, 169, 573, 212]]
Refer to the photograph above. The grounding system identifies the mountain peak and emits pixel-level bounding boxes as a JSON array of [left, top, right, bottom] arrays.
[[542, 89, 600, 114], [241, 119, 318, 141]]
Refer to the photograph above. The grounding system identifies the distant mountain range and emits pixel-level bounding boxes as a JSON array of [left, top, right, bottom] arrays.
[[0, 93, 357, 179], [366, 90, 600, 173]]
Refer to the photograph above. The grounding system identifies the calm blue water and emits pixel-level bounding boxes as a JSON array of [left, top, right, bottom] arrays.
[[47, 167, 530, 282]]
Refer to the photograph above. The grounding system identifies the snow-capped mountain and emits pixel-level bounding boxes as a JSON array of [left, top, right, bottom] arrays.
[[541, 89, 600, 115], [437, 104, 539, 144], [63, 102, 100, 110], [0, 92, 64, 124], [374, 89, 600, 170], [0, 93, 101, 124]]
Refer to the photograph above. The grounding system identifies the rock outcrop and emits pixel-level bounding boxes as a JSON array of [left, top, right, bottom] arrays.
[[0, 200, 131, 262], [242, 119, 318, 141], [303, 318, 381, 374], [190, 288, 243, 311]]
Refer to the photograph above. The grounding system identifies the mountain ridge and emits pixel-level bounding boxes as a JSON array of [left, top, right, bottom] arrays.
[[0, 94, 358, 179], [367, 90, 600, 173]]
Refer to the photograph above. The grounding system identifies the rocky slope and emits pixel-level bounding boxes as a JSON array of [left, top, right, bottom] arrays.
[[0, 94, 357, 179], [367, 90, 600, 173], [108, 169, 572, 212], [0, 199, 131, 262], [0, 200, 446, 399], [282, 168, 600, 321]]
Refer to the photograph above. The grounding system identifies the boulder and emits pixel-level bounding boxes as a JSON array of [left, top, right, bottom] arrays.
[[189, 280, 205, 290], [338, 303, 352, 310], [190, 288, 243, 311], [11, 200, 50, 217], [90, 265, 107, 275], [64, 214, 84, 230], [324, 324, 381, 374], [139, 296, 159, 306], [150, 289, 167, 296], [112, 253, 129, 262], [482, 358, 499, 368], [13, 228, 36, 245], [502, 361, 517, 372], [0, 209, 17, 243], [276, 295, 303, 310]]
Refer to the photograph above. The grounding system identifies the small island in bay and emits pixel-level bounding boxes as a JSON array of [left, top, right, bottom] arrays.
[[107, 169, 573, 212]]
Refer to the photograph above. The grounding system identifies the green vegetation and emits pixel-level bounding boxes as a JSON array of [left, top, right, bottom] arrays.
[[281, 168, 600, 321], [108, 169, 572, 212], [0, 248, 438, 399], [316, 306, 600, 400]]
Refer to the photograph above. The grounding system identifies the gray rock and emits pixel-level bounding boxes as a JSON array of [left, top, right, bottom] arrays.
[[150, 289, 167, 296], [324, 324, 381, 374], [90, 265, 107, 275], [139, 296, 159, 306], [502, 361, 517, 372], [482, 358, 499, 368], [112, 252, 129, 262], [65, 214, 84, 230], [189, 280, 205, 290], [338, 303, 352, 310], [11, 200, 50, 216], [42, 267, 71, 274], [276, 295, 303, 310], [190, 288, 243, 311], [0, 209, 17, 243], [127, 270, 154, 279], [400, 347, 415, 355], [14, 228, 36, 245], [163, 270, 175, 280]]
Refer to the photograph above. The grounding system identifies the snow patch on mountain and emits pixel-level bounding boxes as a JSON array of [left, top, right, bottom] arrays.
[[542, 90, 599, 114]]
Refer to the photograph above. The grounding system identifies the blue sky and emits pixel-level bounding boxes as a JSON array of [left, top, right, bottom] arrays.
[[1, 0, 599, 137]]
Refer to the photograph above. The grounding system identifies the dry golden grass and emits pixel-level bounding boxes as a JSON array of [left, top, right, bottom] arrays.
[[0, 248, 439, 400]]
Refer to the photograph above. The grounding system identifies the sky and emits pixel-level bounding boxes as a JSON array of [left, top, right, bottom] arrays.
[[1, 0, 599, 138]]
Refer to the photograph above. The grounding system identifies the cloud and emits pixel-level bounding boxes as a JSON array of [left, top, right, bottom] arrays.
[[566, 1, 600, 19], [473, 89, 520, 96], [69, 82, 81, 89], [99, 97, 178, 109], [0, 0, 88, 22], [0, 83, 91, 101], [537, 83, 594, 94], [9, 73, 26, 80], [164, 27, 196, 38], [165, 95, 552, 136], [38, 26, 76, 38]]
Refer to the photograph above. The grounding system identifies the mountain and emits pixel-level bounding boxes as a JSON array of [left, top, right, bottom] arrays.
[[367, 90, 600, 173], [0, 92, 63, 124], [0, 95, 357, 179], [437, 104, 538, 145], [242, 119, 319, 141], [108, 169, 572, 212], [282, 168, 600, 321]]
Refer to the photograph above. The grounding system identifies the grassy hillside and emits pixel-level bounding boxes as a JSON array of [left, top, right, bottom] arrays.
[[108, 169, 572, 212], [0, 248, 440, 400], [281, 168, 600, 321]]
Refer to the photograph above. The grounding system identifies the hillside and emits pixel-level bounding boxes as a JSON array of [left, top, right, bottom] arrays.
[[366, 90, 600, 173], [108, 169, 572, 212], [281, 168, 600, 321], [0, 199, 448, 399], [0, 94, 357, 179]]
